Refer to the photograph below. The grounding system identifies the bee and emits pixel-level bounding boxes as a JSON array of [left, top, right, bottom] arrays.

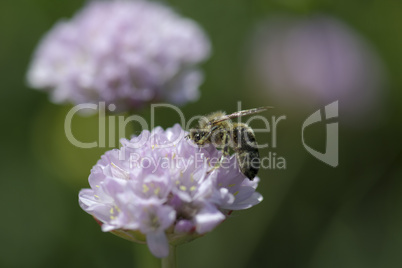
[[187, 107, 271, 180]]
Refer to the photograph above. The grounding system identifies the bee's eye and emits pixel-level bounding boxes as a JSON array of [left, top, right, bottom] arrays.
[[194, 133, 201, 142]]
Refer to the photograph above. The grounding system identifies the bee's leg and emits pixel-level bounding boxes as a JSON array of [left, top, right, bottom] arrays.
[[208, 132, 230, 174], [198, 131, 213, 145], [198, 125, 220, 145], [221, 138, 230, 157]]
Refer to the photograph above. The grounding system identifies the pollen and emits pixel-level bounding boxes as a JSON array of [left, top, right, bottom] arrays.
[[154, 187, 160, 195], [233, 191, 239, 196], [111, 162, 118, 168], [111, 162, 129, 180], [143, 184, 150, 193], [180, 185, 187, 191], [228, 184, 236, 188], [150, 214, 160, 229], [190, 186, 196, 191]]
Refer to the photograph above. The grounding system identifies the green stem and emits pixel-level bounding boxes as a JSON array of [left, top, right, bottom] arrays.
[[161, 245, 176, 268], [133, 244, 159, 268]]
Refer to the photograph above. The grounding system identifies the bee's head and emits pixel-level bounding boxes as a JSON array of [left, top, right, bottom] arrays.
[[188, 129, 207, 144]]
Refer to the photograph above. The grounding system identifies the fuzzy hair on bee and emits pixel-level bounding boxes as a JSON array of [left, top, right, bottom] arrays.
[[187, 107, 271, 180]]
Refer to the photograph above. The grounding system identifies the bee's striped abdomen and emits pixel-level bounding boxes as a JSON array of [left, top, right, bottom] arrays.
[[232, 123, 260, 180]]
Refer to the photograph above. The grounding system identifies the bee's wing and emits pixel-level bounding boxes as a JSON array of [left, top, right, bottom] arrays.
[[211, 106, 273, 125]]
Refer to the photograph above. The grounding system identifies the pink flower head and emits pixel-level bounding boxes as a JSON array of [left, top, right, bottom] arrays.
[[27, 0, 211, 112], [79, 124, 263, 258], [249, 15, 385, 123]]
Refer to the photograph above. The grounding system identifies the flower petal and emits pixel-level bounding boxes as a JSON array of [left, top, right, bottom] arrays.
[[194, 203, 225, 234], [146, 232, 169, 258], [223, 191, 263, 210]]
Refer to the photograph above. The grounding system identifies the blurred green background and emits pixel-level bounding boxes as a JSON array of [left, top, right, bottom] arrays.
[[1, 0, 402, 267]]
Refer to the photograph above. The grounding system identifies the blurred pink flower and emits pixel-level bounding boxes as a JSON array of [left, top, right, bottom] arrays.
[[249, 15, 386, 123], [27, 0, 211, 111]]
